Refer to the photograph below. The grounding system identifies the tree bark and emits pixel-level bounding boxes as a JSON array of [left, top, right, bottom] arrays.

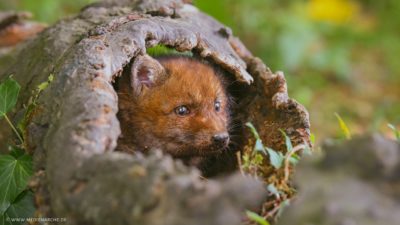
[[0, 0, 310, 224]]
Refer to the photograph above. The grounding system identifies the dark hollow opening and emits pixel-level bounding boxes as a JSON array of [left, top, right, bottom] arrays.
[[113, 46, 252, 178]]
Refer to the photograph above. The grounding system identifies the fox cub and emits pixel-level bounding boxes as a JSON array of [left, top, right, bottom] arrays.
[[117, 55, 231, 162]]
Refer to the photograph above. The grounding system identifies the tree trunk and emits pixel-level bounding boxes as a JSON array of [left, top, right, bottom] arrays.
[[0, 0, 310, 224]]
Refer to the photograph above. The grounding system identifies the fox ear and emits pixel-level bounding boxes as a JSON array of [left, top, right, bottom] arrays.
[[130, 55, 166, 96]]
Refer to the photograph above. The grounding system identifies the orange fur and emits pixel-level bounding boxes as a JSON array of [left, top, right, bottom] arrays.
[[117, 56, 230, 157]]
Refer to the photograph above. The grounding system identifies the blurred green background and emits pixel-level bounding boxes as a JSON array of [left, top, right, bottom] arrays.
[[1, 0, 399, 141]]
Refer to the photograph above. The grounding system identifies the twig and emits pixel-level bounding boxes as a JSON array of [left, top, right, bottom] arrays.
[[3, 114, 24, 144], [236, 151, 245, 176], [283, 144, 306, 182]]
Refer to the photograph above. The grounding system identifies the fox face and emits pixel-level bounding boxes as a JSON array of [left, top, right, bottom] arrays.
[[118, 55, 230, 157]]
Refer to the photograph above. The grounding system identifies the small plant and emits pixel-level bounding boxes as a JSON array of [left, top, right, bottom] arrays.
[[0, 76, 53, 224], [0, 147, 34, 224], [18, 74, 54, 147], [241, 123, 281, 178], [335, 112, 352, 140], [0, 77, 34, 224], [241, 122, 312, 222]]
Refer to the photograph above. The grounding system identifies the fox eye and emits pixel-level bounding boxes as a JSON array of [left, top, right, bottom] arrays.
[[214, 100, 221, 112], [175, 105, 190, 116]]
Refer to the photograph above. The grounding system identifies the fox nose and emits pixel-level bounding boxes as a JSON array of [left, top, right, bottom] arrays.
[[212, 132, 230, 147]]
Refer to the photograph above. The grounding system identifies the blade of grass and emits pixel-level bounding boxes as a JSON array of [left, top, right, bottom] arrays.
[[246, 211, 270, 225], [335, 113, 352, 140]]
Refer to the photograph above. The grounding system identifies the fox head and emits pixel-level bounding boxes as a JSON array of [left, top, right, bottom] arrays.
[[118, 55, 230, 157]]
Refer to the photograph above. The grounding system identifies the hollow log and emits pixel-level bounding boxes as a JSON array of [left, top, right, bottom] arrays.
[[0, 0, 310, 224]]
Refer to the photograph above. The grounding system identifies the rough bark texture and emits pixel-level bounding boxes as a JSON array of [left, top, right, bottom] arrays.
[[278, 134, 400, 225], [0, 0, 310, 224]]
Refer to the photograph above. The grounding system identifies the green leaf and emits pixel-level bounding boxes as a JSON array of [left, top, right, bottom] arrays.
[[335, 113, 352, 140], [37, 82, 49, 92], [254, 139, 266, 153], [246, 122, 267, 154], [9, 147, 25, 159], [266, 147, 284, 169], [246, 122, 261, 140], [246, 211, 270, 225], [0, 214, 8, 225], [280, 130, 293, 151], [388, 124, 400, 141], [310, 133, 316, 145], [0, 153, 33, 214], [253, 153, 264, 166], [2, 191, 35, 225], [267, 184, 280, 196], [0, 78, 21, 117], [37, 74, 54, 92]]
